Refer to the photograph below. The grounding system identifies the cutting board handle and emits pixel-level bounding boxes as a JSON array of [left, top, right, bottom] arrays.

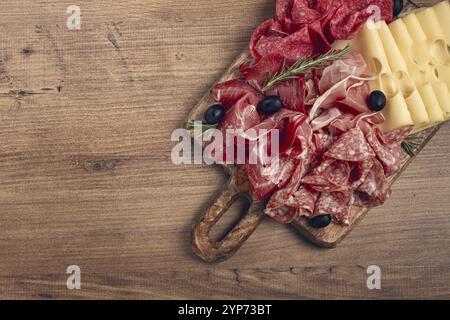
[[191, 169, 265, 263]]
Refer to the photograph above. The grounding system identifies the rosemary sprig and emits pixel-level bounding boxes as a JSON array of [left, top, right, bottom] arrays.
[[401, 134, 420, 157], [186, 120, 218, 132], [261, 44, 353, 92]]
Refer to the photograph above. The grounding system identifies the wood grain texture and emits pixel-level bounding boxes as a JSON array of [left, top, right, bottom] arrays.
[[0, 0, 449, 299]]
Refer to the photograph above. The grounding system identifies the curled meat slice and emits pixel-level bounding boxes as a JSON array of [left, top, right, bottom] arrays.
[[325, 127, 375, 162], [221, 96, 261, 131], [356, 159, 391, 206], [251, 0, 393, 61], [211, 80, 260, 108], [302, 160, 350, 193], [266, 77, 307, 112], [240, 53, 285, 90], [314, 191, 354, 225], [318, 52, 368, 93]]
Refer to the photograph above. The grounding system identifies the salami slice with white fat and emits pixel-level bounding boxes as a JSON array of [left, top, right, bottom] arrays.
[[325, 127, 375, 162], [356, 159, 391, 206], [314, 191, 354, 225]]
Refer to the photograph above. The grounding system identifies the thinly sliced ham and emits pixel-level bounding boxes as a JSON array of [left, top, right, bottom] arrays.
[[211, 80, 260, 108], [318, 52, 368, 92], [240, 53, 285, 90], [239, 109, 304, 141], [221, 96, 261, 131], [309, 74, 373, 120], [246, 154, 298, 200], [266, 77, 307, 112], [310, 107, 342, 131]]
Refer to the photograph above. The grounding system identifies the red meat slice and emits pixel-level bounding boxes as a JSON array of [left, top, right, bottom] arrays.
[[241, 109, 304, 141], [330, 113, 356, 132], [381, 126, 413, 146], [266, 184, 319, 224], [314, 191, 354, 224], [309, 52, 372, 120], [349, 159, 374, 189], [240, 53, 285, 90], [249, 19, 287, 61], [251, 0, 393, 61], [276, 0, 294, 27], [211, 80, 260, 108], [313, 131, 336, 155], [318, 52, 368, 93], [310, 107, 342, 131], [288, 185, 319, 216], [265, 189, 298, 224], [325, 0, 394, 40], [246, 154, 297, 200], [325, 127, 375, 162], [364, 126, 401, 177], [250, 19, 330, 62], [221, 96, 261, 131], [211, 80, 262, 131], [336, 79, 370, 114], [245, 111, 311, 200], [279, 113, 312, 154], [309, 75, 371, 120], [291, 0, 322, 25], [356, 158, 391, 206], [302, 160, 350, 193], [266, 77, 307, 112]]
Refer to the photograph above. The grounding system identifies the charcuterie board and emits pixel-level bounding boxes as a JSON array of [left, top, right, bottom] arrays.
[[187, 0, 448, 263]]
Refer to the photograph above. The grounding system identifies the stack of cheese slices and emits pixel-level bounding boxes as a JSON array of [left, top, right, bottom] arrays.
[[339, 1, 450, 133]]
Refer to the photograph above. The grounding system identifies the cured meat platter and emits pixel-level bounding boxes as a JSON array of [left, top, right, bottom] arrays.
[[188, 0, 450, 262]]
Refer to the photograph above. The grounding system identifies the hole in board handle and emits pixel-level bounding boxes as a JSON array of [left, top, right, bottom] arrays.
[[209, 194, 251, 243]]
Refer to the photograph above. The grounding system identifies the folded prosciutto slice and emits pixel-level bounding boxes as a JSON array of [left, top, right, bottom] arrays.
[[211, 80, 261, 130], [309, 52, 373, 120]]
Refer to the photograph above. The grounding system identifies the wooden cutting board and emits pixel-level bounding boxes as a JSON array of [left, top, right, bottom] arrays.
[[187, 1, 445, 262]]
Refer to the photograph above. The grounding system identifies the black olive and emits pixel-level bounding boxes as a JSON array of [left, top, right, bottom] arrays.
[[393, 0, 404, 17], [309, 214, 333, 229], [203, 104, 226, 124], [368, 90, 387, 112], [258, 96, 283, 115]]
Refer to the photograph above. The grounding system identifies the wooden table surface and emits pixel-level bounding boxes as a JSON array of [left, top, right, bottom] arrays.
[[0, 0, 449, 299]]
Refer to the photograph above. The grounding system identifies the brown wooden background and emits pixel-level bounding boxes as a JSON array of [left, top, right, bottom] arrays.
[[0, 0, 448, 299]]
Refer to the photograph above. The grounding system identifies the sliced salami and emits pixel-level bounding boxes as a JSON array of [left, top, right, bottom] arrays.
[[314, 191, 354, 225], [356, 158, 391, 206], [325, 127, 375, 162]]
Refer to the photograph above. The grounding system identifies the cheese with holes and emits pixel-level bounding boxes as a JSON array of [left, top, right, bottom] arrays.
[[433, 1, 450, 46], [379, 92, 414, 132], [432, 82, 450, 119], [352, 1, 450, 132], [418, 84, 445, 125]]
